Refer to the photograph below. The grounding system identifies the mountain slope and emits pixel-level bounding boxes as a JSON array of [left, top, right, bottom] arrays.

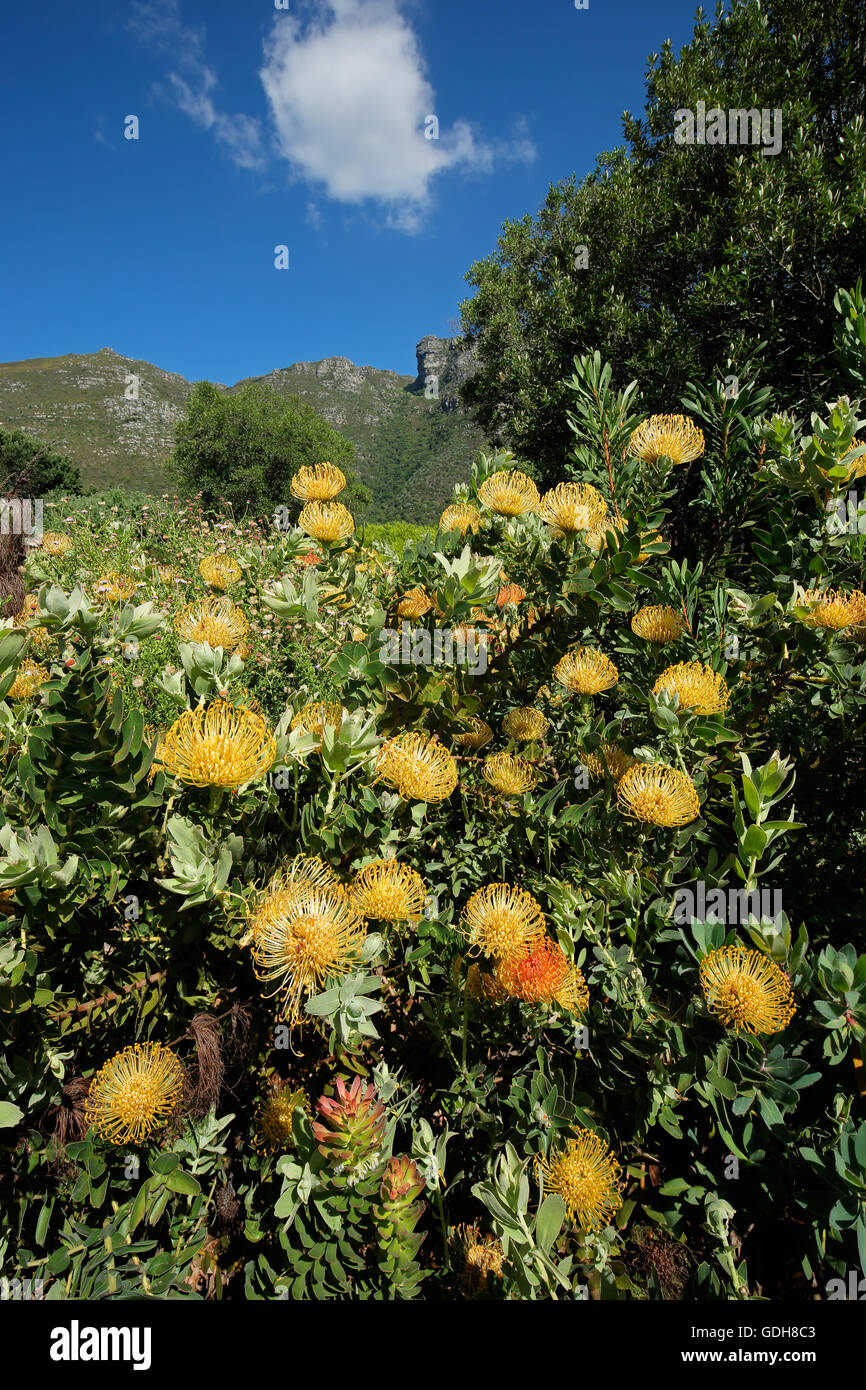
[[0, 338, 486, 522]]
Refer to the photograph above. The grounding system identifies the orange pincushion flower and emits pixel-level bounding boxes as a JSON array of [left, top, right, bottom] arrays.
[[497, 938, 589, 1014], [496, 581, 526, 608]]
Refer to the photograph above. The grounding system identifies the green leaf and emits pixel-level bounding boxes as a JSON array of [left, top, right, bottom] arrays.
[[0, 1102, 24, 1128], [164, 1169, 202, 1197], [535, 1193, 566, 1253]]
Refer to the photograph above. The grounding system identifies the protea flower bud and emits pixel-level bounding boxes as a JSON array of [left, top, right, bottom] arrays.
[[312, 1075, 387, 1177], [374, 1155, 427, 1298]]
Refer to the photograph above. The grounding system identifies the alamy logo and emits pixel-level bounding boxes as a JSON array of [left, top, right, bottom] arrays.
[[49, 1320, 152, 1371], [826, 1269, 866, 1300], [0, 497, 43, 540], [674, 882, 783, 925], [378, 622, 488, 674], [674, 101, 782, 156]]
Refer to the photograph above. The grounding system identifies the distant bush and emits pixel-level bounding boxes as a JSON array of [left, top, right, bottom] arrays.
[[0, 425, 82, 498], [359, 520, 434, 552]]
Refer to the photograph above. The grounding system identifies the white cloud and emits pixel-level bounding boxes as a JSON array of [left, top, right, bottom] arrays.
[[129, 0, 265, 170], [259, 0, 534, 228]]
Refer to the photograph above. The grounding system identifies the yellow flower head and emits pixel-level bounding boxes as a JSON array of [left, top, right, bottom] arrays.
[[7, 658, 49, 700], [40, 531, 73, 557], [617, 761, 700, 827], [199, 553, 242, 589], [155, 564, 176, 584], [483, 751, 538, 795], [0, 889, 19, 917], [350, 858, 427, 923], [553, 646, 618, 695], [95, 572, 137, 603], [699, 946, 796, 1035], [174, 596, 249, 653], [798, 587, 866, 632], [454, 716, 493, 751], [653, 661, 730, 716], [462, 883, 546, 962], [497, 938, 589, 1014], [631, 604, 688, 643], [84, 1042, 184, 1145], [629, 414, 705, 466], [253, 1086, 310, 1152], [160, 701, 276, 787], [583, 743, 635, 784], [537, 1130, 624, 1230], [478, 469, 539, 517], [539, 481, 607, 536], [465, 962, 508, 1004], [440, 503, 481, 537], [290, 701, 343, 743], [396, 586, 434, 619], [585, 513, 625, 554], [298, 501, 355, 543], [502, 707, 549, 741], [290, 462, 347, 501], [377, 732, 458, 803], [249, 881, 366, 1025], [451, 1222, 505, 1295]]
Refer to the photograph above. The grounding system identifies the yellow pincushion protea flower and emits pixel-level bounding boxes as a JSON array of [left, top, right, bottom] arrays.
[[40, 531, 73, 557], [160, 701, 276, 788], [454, 716, 494, 751], [242, 855, 341, 949], [629, 414, 705, 467], [377, 732, 458, 803], [350, 858, 427, 923], [553, 646, 618, 695], [537, 1130, 624, 1230], [290, 701, 343, 742], [617, 761, 700, 827], [483, 751, 538, 795], [653, 661, 730, 716], [538, 481, 607, 536], [253, 1086, 310, 1152], [585, 512, 625, 554], [497, 938, 589, 1014], [699, 946, 795, 1035], [95, 572, 138, 603], [12, 596, 50, 648], [0, 888, 18, 917], [440, 502, 481, 536], [797, 587, 866, 632], [631, 605, 688, 643], [502, 707, 549, 741], [199, 553, 242, 589], [298, 501, 355, 543], [478, 469, 539, 517], [462, 883, 546, 962], [84, 1042, 184, 1145], [813, 437, 866, 484], [465, 962, 508, 1003], [174, 596, 249, 653], [583, 743, 635, 784], [396, 586, 434, 619], [155, 564, 176, 584], [248, 881, 366, 1025], [450, 1222, 505, 1295], [7, 659, 49, 700], [290, 462, 347, 501]]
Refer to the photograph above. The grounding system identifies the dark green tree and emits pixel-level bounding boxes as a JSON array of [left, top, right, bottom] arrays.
[[459, 0, 866, 487], [0, 426, 82, 497], [170, 381, 370, 521]]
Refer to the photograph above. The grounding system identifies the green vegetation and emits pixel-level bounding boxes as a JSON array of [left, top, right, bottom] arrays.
[[460, 0, 866, 487]]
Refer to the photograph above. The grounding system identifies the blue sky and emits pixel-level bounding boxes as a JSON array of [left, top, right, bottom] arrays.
[[1, 0, 701, 384]]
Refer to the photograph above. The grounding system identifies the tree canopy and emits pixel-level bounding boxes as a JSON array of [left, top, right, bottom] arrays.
[[0, 425, 82, 498], [459, 0, 866, 487], [170, 380, 370, 521]]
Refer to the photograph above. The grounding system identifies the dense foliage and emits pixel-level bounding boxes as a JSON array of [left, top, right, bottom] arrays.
[[2, 294, 865, 1300], [459, 0, 866, 487], [0, 426, 82, 500], [170, 381, 370, 523]]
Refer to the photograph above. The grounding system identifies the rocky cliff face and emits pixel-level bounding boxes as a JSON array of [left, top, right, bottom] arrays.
[[0, 338, 484, 523]]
